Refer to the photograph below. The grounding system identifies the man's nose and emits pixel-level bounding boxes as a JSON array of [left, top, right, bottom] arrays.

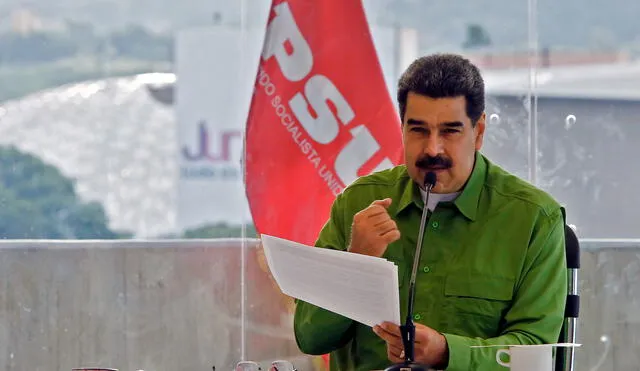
[[423, 134, 443, 157]]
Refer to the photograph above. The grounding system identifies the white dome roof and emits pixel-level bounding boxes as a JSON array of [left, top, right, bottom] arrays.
[[0, 73, 178, 237]]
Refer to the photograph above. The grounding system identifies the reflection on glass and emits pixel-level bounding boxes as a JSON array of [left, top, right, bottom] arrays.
[[489, 113, 501, 125], [565, 114, 577, 130]]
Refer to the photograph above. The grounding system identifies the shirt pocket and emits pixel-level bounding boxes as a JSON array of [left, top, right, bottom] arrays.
[[443, 275, 514, 337]]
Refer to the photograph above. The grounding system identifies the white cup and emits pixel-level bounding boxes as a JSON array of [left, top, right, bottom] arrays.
[[495, 345, 552, 371], [236, 361, 262, 371], [269, 360, 296, 371]]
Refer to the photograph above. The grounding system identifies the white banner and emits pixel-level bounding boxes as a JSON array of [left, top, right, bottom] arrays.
[[175, 26, 263, 232]]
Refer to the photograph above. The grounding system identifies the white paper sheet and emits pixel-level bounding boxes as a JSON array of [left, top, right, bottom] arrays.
[[261, 234, 401, 327]]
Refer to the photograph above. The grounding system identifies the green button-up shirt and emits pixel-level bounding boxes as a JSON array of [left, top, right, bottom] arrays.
[[294, 152, 568, 371]]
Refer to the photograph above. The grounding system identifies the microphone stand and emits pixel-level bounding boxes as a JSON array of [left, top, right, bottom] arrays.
[[385, 172, 436, 371]]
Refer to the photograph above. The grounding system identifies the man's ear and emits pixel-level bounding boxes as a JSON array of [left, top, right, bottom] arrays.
[[474, 113, 486, 151]]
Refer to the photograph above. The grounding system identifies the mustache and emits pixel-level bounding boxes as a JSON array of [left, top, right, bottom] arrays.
[[415, 155, 452, 169]]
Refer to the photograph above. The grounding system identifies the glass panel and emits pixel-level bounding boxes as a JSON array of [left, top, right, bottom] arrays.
[[0, 240, 273, 370], [533, 1, 640, 369], [580, 241, 640, 370], [243, 0, 535, 369]]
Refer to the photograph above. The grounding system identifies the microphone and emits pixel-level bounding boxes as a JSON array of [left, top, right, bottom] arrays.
[[385, 171, 437, 371]]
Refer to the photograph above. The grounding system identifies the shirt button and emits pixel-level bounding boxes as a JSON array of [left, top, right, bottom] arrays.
[[413, 313, 422, 321], [422, 266, 430, 273], [432, 221, 439, 229]]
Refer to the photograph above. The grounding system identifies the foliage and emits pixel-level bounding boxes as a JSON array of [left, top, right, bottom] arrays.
[[181, 222, 258, 239], [0, 146, 129, 239], [0, 23, 172, 66], [462, 24, 492, 49]]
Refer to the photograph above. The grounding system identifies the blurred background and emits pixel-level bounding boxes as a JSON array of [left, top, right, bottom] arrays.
[[0, 0, 638, 370]]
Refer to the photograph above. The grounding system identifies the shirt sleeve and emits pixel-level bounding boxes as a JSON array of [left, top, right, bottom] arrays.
[[293, 193, 356, 355], [443, 207, 568, 371]]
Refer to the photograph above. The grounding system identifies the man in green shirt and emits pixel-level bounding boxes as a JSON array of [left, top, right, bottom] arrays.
[[293, 54, 568, 370]]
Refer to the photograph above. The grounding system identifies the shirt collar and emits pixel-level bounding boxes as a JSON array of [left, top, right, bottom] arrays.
[[394, 151, 486, 221], [394, 169, 421, 216], [453, 151, 486, 221]]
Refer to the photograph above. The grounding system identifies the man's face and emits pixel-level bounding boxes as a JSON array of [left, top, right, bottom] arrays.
[[402, 92, 485, 194]]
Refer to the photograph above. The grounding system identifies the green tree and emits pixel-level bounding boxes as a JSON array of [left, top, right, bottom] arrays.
[[0, 145, 129, 239], [462, 24, 492, 49], [0, 32, 78, 65], [108, 25, 173, 61], [181, 222, 258, 239], [0, 186, 52, 238]]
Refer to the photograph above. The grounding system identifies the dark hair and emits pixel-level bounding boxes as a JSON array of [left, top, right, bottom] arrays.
[[397, 53, 485, 125]]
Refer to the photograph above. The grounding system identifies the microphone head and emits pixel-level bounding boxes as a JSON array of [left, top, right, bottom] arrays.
[[424, 171, 437, 188]]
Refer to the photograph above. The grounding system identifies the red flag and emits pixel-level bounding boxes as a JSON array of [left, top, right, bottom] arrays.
[[245, 0, 403, 245]]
